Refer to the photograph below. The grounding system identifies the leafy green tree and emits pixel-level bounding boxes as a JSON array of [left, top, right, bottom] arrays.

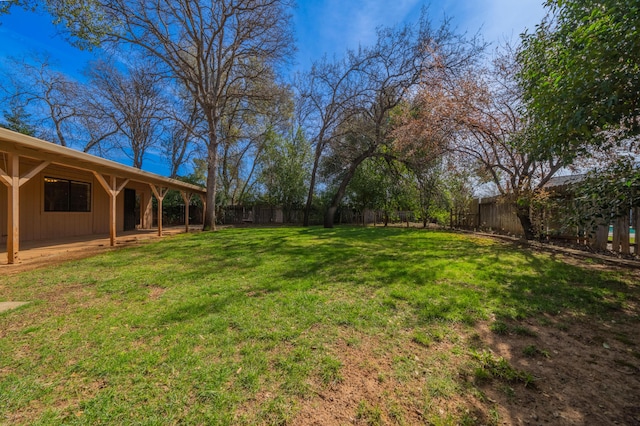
[[408, 158, 447, 228], [442, 168, 476, 227], [2, 0, 113, 49], [519, 0, 640, 162], [258, 128, 311, 222], [342, 155, 425, 226]]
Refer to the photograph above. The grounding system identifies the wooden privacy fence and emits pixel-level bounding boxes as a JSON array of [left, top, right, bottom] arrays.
[[450, 197, 524, 236], [587, 208, 640, 255], [222, 206, 284, 224], [458, 197, 639, 255], [219, 206, 418, 226]]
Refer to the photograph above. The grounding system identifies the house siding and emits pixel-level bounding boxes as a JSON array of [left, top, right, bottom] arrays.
[[1, 158, 154, 244]]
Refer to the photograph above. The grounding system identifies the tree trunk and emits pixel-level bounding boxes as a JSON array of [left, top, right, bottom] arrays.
[[304, 138, 326, 227], [203, 141, 219, 231], [324, 205, 338, 228], [516, 207, 535, 240], [324, 151, 373, 228]]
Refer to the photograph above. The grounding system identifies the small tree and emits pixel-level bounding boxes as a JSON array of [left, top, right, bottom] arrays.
[[1, 104, 37, 136], [410, 158, 447, 228]]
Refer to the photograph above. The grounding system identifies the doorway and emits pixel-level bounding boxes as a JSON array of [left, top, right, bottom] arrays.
[[123, 188, 136, 231]]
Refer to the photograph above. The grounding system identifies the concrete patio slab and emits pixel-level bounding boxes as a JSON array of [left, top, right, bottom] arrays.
[[0, 302, 29, 313]]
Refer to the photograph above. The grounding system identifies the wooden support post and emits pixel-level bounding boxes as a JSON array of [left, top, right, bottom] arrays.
[[0, 157, 51, 263], [94, 173, 129, 246], [6, 154, 19, 264], [109, 176, 117, 246], [198, 194, 206, 228], [180, 191, 191, 232], [142, 192, 153, 229], [139, 192, 145, 228], [150, 185, 168, 237]]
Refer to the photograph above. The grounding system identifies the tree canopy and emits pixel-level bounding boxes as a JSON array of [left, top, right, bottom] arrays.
[[519, 0, 640, 161]]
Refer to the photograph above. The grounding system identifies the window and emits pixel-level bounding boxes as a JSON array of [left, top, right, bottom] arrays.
[[44, 177, 91, 212]]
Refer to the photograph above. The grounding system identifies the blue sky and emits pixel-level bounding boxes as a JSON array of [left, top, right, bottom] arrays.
[[0, 0, 547, 175], [1, 1, 547, 73], [294, 0, 546, 66]]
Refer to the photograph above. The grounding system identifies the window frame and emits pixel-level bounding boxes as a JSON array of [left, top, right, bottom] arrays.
[[43, 176, 92, 213]]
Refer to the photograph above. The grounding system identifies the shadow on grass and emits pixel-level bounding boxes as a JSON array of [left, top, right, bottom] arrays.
[[58, 226, 638, 330], [2, 226, 638, 424], [143, 227, 638, 327]]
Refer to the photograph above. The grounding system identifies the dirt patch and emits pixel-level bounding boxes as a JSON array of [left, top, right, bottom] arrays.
[[292, 307, 640, 425], [146, 285, 167, 300], [0, 245, 115, 276], [0, 227, 192, 275], [475, 315, 640, 425], [293, 330, 491, 425]]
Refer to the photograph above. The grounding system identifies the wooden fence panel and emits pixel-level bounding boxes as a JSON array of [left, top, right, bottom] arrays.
[[477, 199, 524, 236], [471, 197, 638, 255]]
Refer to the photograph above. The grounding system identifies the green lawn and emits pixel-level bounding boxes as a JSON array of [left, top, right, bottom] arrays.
[[0, 227, 638, 425]]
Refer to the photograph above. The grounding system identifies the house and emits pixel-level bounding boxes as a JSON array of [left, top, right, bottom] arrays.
[[0, 127, 206, 264]]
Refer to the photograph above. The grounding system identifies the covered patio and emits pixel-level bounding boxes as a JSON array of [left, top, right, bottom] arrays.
[[1, 127, 206, 265]]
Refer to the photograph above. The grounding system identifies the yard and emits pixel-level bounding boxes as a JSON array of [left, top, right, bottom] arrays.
[[1, 227, 639, 425]]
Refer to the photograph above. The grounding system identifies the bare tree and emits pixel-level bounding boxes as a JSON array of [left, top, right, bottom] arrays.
[[162, 96, 203, 179], [296, 53, 372, 226], [0, 52, 118, 153], [86, 58, 165, 168], [397, 46, 565, 239], [95, 0, 295, 230], [2, 53, 78, 146], [321, 14, 481, 228], [217, 69, 294, 207]]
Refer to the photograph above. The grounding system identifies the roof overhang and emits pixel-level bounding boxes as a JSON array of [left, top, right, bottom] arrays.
[[0, 127, 206, 195]]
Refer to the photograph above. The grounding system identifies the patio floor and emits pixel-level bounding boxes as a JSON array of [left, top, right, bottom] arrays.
[[0, 226, 195, 273]]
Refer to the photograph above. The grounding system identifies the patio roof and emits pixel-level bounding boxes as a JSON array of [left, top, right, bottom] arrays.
[[0, 127, 206, 264], [0, 127, 205, 195]]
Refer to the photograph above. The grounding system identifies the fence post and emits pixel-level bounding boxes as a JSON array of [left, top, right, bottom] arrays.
[[634, 207, 640, 256], [612, 218, 621, 253], [629, 207, 640, 256], [611, 215, 630, 254], [620, 213, 631, 255]]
